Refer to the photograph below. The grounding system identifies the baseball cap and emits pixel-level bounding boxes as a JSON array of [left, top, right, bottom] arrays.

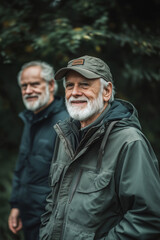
[[54, 55, 113, 82]]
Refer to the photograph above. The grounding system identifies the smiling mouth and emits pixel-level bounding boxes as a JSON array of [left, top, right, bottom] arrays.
[[70, 101, 88, 107], [25, 96, 38, 101], [71, 100, 87, 104]]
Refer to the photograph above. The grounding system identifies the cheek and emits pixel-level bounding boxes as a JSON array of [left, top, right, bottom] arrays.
[[36, 86, 45, 94], [65, 90, 71, 100], [21, 91, 26, 97], [84, 87, 99, 98], [93, 89, 100, 97], [85, 92, 98, 100]]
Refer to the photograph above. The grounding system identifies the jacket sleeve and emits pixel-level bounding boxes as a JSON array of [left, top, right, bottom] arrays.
[[39, 190, 54, 239], [104, 139, 160, 240], [9, 155, 23, 209], [40, 191, 53, 223]]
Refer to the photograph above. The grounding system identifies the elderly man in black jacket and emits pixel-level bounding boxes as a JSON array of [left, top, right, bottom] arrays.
[[8, 61, 68, 240]]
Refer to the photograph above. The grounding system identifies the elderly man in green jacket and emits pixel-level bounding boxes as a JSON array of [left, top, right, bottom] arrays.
[[40, 55, 160, 240]]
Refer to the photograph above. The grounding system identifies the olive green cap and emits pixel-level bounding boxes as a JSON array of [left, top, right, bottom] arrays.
[[54, 55, 113, 82]]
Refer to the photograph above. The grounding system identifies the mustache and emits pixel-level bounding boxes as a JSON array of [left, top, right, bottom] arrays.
[[24, 95, 39, 100], [68, 96, 89, 103]]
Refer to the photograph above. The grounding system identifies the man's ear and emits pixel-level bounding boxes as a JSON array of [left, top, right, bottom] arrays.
[[49, 79, 55, 93], [103, 82, 112, 102]]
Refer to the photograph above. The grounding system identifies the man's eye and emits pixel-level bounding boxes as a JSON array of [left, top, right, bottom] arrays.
[[66, 83, 73, 88], [21, 84, 27, 90], [31, 82, 40, 87], [80, 83, 89, 87]]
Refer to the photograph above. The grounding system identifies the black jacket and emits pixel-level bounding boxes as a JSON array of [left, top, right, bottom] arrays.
[[9, 96, 68, 227]]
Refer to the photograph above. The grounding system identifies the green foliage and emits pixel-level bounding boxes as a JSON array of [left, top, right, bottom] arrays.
[[0, 0, 160, 239]]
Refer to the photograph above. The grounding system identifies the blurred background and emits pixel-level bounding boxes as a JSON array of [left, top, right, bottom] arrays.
[[0, 0, 160, 239]]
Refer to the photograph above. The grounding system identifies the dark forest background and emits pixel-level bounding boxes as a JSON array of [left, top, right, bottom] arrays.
[[0, 0, 160, 239]]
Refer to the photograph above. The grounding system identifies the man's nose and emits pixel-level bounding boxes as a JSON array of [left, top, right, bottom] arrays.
[[25, 84, 34, 94], [72, 86, 82, 96]]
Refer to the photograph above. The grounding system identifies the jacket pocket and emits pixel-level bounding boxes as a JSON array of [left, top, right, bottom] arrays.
[[64, 225, 95, 240], [68, 170, 114, 229], [76, 170, 113, 193]]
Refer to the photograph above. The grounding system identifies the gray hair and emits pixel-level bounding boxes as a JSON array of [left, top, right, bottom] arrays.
[[17, 61, 58, 94]]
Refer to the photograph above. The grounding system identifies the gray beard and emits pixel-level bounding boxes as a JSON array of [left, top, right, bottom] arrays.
[[65, 92, 104, 121], [22, 84, 50, 112]]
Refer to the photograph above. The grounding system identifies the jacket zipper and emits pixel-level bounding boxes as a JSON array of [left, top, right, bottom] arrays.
[[68, 168, 83, 204]]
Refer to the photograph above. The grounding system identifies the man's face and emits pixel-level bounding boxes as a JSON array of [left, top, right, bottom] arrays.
[[20, 66, 53, 113], [65, 71, 108, 128]]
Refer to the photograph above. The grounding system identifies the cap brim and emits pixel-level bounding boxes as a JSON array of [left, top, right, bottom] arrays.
[[54, 66, 100, 80]]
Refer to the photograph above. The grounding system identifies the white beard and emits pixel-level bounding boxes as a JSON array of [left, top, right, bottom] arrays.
[[65, 91, 104, 121], [22, 84, 50, 112]]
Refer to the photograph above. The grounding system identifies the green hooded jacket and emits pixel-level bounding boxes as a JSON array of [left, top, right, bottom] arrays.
[[40, 99, 160, 240]]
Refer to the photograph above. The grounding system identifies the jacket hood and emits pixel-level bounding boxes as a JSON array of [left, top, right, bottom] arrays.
[[103, 99, 141, 130]]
